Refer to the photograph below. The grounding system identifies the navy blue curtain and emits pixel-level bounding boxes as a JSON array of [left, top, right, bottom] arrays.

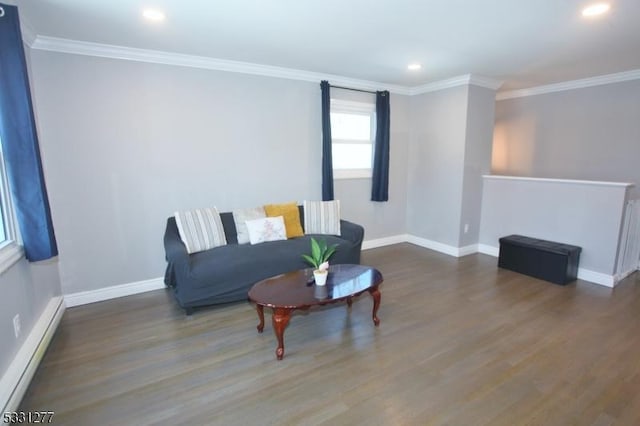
[[0, 3, 58, 261], [371, 90, 390, 201], [320, 81, 334, 201]]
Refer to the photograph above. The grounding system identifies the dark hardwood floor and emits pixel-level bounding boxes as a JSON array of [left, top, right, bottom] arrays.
[[20, 244, 640, 425]]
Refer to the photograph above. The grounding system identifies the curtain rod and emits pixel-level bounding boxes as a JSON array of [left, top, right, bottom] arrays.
[[330, 85, 377, 95]]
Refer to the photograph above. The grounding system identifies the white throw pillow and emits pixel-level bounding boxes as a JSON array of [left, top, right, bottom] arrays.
[[175, 207, 227, 254], [303, 200, 341, 236], [245, 216, 287, 245], [232, 207, 266, 244]]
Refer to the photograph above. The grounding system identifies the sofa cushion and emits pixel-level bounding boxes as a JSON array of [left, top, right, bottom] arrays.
[[174, 207, 227, 254], [246, 216, 287, 245], [264, 202, 304, 238], [232, 206, 266, 244], [303, 200, 341, 236]]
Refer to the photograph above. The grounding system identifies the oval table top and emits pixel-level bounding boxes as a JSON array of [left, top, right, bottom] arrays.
[[248, 264, 383, 309]]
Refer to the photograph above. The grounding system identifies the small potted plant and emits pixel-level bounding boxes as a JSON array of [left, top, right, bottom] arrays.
[[302, 237, 338, 286]]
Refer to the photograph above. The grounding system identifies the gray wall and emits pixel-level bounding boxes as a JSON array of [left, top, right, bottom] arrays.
[[28, 50, 410, 295], [493, 79, 640, 198], [459, 85, 496, 247], [0, 259, 61, 383], [407, 86, 468, 246], [406, 84, 496, 249]]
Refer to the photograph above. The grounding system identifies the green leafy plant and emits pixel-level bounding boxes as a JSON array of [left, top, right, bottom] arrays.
[[302, 237, 338, 271]]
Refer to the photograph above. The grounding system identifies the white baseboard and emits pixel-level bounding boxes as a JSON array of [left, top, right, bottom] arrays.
[[477, 244, 500, 257], [365, 235, 482, 258], [405, 235, 458, 257], [476, 243, 616, 287], [64, 277, 165, 308], [362, 234, 408, 250], [458, 244, 479, 257], [614, 268, 640, 285], [405, 235, 477, 258], [578, 269, 615, 287], [0, 296, 65, 412]]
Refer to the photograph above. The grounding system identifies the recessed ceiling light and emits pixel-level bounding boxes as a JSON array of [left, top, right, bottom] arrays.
[[407, 64, 422, 71], [582, 3, 610, 17], [143, 8, 166, 22]]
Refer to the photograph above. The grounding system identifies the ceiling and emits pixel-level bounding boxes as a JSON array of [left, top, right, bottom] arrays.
[[11, 0, 640, 91]]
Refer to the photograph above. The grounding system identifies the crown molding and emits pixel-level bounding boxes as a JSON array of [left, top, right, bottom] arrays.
[[409, 74, 502, 95], [29, 36, 507, 97], [20, 25, 36, 47], [468, 75, 503, 90], [17, 11, 37, 46], [30, 36, 412, 95], [496, 69, 640, 100], [409, 75, 472, 95]]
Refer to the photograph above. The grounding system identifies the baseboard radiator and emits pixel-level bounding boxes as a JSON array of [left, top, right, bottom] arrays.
[[616, 199, 640, 281]]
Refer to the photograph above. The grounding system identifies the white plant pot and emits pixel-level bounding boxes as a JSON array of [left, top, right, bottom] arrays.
[[313, 270, 328, 286]]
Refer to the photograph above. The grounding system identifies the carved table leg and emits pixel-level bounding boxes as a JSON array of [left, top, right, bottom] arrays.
[[272, 308, 292, 360], [346, 296, 353, 308], [256, 304, 265, 333], [369, 286, 381, 326]]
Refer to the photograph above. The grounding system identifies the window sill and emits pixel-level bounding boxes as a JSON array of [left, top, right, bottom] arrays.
[[0, 241, 24, 275], [334, 169, 372, 180]]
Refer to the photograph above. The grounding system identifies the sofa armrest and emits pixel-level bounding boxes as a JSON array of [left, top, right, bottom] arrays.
[[164, 217, 193, 288], [340, 219, 364, 246], [164, 218, 187, 257]]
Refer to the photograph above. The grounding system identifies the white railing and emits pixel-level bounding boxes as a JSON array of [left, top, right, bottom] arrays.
[[616, 199, 640, 281]]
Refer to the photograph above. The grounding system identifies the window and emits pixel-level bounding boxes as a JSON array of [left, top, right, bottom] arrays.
[[0, 135, 21, 271], [330, 99, 375, 179], [0, 138, 11, 245]]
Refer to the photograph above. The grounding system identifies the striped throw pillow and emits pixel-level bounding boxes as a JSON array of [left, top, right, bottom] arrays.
[[174, 207, 227, 254], [303, 200, 341, 236]]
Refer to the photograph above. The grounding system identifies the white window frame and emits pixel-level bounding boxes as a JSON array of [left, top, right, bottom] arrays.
[[330, 99, 376, 180], [0, 141, 24, 274]]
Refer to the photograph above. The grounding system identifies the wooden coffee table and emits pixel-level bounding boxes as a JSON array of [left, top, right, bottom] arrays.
[[248, 264, 383, 360]]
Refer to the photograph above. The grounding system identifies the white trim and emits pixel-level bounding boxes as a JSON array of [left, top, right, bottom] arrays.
[[405, 235, 476, 258], [20, 21, 37, 47], [25, 34, 640, 100], [64, 277, 165, 307], [477, 243, 616, 287], [613, 269, 638, 285], [483, 175, 635, 188], [468, 75, 504, 90], [496, 69, 640, 100], [477, 244, 500, 257], [578, 269, 615, 288], [406, 235, 459, 256], [364, 235, 480, 258], [410, 74, 502, 95], [28, 36, 507, 96], [362, 234, 408, 250], [0, 296, 65, 412], [334, 169, 372, 180], [30, 36, 412, 95], [330, 98, 375, 111], [458, 244, 479, 257], [0, 242, 24, 275]]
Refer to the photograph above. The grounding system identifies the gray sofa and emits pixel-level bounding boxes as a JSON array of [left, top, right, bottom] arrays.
[[163, 206, 364, 314]]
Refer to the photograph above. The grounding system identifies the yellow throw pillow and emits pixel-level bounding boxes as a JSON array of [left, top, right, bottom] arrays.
[[264, 202, 304, 238]]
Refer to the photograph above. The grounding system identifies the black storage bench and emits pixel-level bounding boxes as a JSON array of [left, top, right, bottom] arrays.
[[498, 235, 581, 285]]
